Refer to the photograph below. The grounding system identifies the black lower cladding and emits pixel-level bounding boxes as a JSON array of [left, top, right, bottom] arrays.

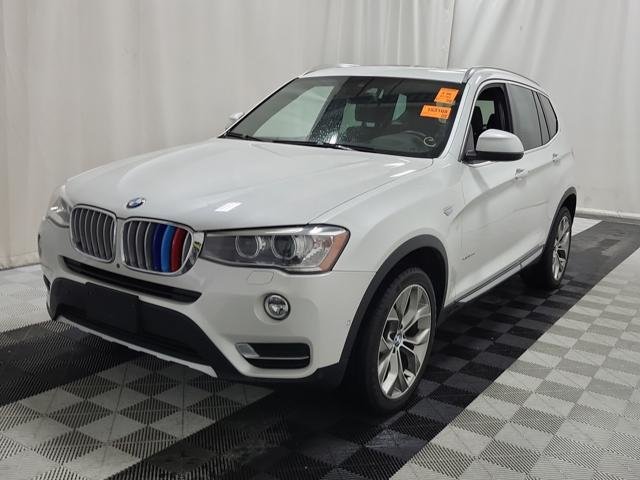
[[110, 220, 640, 480], [63, 257, 201, 303], [48, 278, 324, 384], [49, 278, 235, 372]]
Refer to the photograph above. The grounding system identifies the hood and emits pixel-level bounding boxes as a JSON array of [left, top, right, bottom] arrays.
[[65, 138, 432, 230]]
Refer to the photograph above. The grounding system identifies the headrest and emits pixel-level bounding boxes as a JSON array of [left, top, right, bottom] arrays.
[[353, 94, 395, 125], [471, 106, 483, 133], [486, 113, 499, 130]]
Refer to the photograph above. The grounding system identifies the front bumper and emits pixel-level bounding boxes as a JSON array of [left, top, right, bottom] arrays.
[[39, 218, 374, 386]]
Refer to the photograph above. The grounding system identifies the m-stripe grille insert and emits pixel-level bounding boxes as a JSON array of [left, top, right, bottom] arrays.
[[70, 207, 116, 261], [123, 220, 192, 273]]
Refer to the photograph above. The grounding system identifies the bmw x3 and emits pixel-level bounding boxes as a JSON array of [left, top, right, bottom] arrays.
[[39, 66, 576, 412]]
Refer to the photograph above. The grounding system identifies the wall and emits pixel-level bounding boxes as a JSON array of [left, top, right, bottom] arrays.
[[0, 0, 454, 268], [447, 0, 640, 220], [1, 0, 638, 268]]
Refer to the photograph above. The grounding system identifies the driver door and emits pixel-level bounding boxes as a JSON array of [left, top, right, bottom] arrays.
[[456, 83, 535, 300]]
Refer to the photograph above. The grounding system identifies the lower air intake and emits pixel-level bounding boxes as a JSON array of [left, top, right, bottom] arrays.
[[122, 220, 193, 274]]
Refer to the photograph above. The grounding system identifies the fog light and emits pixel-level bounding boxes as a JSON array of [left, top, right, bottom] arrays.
[[264, 294, 290, 320]]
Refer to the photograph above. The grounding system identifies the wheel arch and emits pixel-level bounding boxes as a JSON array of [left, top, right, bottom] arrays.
[[552, 187, 577, 231], [561, 187, 577, 219], [335, 235, 448, 381], [520, 187, 576, 291]]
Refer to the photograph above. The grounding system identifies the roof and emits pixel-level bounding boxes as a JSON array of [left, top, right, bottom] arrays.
[[300, 64, 540, 89], [301, 65, 468, 83]]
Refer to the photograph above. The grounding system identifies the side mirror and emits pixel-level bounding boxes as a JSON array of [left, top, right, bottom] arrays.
[[226, 112, 244, 128], [475, 129, 524, 161]]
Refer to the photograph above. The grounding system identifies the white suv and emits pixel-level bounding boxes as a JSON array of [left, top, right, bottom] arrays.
[[39, 66, 575, 412]]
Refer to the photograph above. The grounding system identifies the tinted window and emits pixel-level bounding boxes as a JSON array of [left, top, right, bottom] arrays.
[[538, 94, 558, 138], [476, 99, 494, 126], [467, 85, 510, 151], [533, 93, 550, 144], [507, 84, 543, 150]]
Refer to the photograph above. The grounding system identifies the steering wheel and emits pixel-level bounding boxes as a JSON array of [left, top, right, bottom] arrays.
[[403, 130, 437, 149]]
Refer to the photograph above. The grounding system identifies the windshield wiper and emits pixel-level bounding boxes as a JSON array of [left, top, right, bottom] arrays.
[[332, 144, 379, 153], [223, 131, 268, 142], [270, 139, 356, 151], [318, 142, 354, 151], [224, 135, 377, 153], [281, 140, 381, 154]]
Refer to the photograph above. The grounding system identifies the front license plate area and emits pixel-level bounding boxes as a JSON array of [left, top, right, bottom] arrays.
[[85, 283, 139, 334]]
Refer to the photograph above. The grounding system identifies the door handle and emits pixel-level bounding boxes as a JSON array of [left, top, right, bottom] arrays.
[[552, 153, 560, 164], [514, 168, 528, 180]]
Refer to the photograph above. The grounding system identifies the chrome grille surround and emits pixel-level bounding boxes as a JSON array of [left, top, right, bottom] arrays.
[[121, 218, 203, 276], [69, 206, 117, 262]]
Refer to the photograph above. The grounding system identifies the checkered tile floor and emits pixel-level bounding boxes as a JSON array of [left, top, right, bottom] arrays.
[[395, 245, 640, 480], [2, 218, 640, 479], [0, 335, 269, 479]]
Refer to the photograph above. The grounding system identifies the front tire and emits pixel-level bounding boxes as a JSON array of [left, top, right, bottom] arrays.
[[354, 268, 437, 413], [521, 206, 572, 290]]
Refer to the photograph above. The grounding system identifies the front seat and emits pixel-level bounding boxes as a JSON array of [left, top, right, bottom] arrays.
[[342, 94, 395, 144], [486, 113, 501, 130], [471, 106, 484, 145]]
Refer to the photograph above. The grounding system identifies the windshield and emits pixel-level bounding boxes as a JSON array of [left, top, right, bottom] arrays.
[[225, 76, 463, 158]]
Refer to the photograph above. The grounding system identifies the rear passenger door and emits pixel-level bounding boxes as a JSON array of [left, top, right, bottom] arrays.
[[506, 84, 558, 250]]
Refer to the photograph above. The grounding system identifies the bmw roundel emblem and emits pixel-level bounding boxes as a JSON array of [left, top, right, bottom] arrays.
[[126, 197, 146, 209]]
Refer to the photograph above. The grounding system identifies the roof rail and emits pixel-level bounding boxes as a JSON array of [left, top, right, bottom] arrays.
[[463, 66, 540, 86], [301, 63, 359, 75]]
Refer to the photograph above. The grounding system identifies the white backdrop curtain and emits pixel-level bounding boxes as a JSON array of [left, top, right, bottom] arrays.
[[447, 0, 640, 222], [0, 0, 454, 268], [1, 0, 638, 269]]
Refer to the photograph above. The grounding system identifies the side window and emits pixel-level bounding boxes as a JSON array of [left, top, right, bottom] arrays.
[[338, 103, 358, 134], [476, 100, 495, 127], [538, 94, 558, 138], [507, 84, 543, 150], [467, 84, 510, 152], [392, 94, 407, 121], [533, 94, 550, 144]]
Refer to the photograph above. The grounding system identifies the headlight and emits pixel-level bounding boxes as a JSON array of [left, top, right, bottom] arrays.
[[200, 225, 349, 273], [46, 186, 72, 227]]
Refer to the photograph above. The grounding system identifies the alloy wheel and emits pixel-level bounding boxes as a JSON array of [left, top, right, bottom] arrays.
[[552, 215, 571, 281], [377, 284, 432, 399]]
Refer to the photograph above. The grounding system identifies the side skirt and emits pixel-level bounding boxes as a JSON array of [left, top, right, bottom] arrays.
[[439, 244, 544, 325]]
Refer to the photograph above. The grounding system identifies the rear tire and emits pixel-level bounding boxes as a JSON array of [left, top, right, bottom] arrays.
[[353, 268, 437, 413], [521, 206, 572, 290]]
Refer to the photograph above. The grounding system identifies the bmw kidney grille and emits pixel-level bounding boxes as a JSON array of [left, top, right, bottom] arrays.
[[70, 207, 116, 262], [122, 220, 193, 273]]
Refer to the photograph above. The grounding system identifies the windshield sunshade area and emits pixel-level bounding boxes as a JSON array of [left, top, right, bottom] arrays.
[[225, 76, 463, 158]]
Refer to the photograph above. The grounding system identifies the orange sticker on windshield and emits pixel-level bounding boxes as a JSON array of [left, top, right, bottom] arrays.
[[434, 87, 459, 104], [420, 105, 451, 119]]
